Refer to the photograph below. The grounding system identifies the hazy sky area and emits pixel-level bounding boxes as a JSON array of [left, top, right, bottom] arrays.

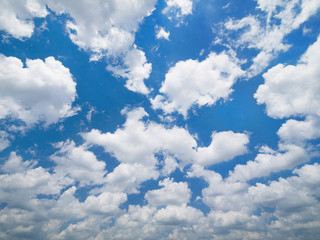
[[0, 0, 320, 239]]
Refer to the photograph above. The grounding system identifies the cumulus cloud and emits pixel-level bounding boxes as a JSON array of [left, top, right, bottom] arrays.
[[83, 107, 249, 170], [45, 0, 155, 94], [0, 1, 155, 94], [106, 47, 152, 94], [196, 131, 249, 166], [44, 0, 156, 57], [82, 107, 197, 168], [0, 55, 77, 126], [186, 163, 320, 239], [163, 0, 193, 17], [255, 35, 320, 119], [102, 163, 159, 194], [151, 52, 245, 117], [50, 140, 107, 187], [156, 27, 170, 40], [228, 144, 309, 182], [278, 116, 320, 144], [0, 0, 48, 38], [145, 178, 191, 206], [224, 0, 320, 75]]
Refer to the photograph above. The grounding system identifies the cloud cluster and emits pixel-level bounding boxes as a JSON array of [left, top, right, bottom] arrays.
[[223, 0, 320, 75], [0, 0, 156, 94]]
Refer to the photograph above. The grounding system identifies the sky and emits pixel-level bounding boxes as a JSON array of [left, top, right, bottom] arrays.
[[0, 0, 320, 239]]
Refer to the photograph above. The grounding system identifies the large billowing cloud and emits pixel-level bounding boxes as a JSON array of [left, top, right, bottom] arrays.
[[83, 107, 249, 169], [0, 55, 77, 126], [255, 35, 320, 119], [151, 52, 245, 117]]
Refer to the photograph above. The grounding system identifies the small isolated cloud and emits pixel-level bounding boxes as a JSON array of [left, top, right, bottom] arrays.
[[151, 52, 245, 117], [156, 27, 170, 40], [0, 55, 77, 126]]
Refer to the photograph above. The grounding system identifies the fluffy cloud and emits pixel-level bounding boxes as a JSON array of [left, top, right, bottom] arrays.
[[186, 163, 320, 239], [83, 107, 249, 170], [151, 52, 245, 117], [228, 144, 309, 182], [145, 178, 191, 206], [102, 163, 159, 194], [255, 35, 320, 119], [163, 0, 193, 17], [156, 26, 170, 40], [0, 1, 155, 94], [0, 0, 48, 38], [154, 205, 204, 225], [278, 116, 320, 144], [44, 0, 155, 56], [224, 0, 320, 75], [0, 55, 77, 126], [196, 131, 249, 166], [50, 140, 107, 187], [83, 107, 197, 168], [106, 47, 152, 94], [44, 0, 155, 94], [0, 152, 72, 209]]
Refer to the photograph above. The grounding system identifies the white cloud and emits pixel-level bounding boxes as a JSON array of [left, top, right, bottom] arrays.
[[44, 0, 155, 94], [102, 163, 159, 194], [83, 107, 249, 170], [0, 55, 77, 126], [224, 0, 320, 76], [106, 47, 152, 94], [0, 152, 73, 210], [154, 205, 204, 225], [145, 178, 191, 206], [45, 0, 156, 57], [278, 116, 320, 144], [82, 107, 197, 168], [50, 140, 107, 187], [151, 52, 245, 117], [156, 27, 170, 40], [0, 0, 48, 38], [84, 192, 127, 215], [228, 144, 309, 182], [1, 152, 36, 174], [0, 130, 10, 151], [163, 0, 193, 17], [195, 131, 249, 166], [0, 1, 155, 95], [186, 163, 320, 239], [255, 35, 320, 119]]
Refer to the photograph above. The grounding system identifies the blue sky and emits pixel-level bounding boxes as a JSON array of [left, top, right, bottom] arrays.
[[0, 0, 320, 239]]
